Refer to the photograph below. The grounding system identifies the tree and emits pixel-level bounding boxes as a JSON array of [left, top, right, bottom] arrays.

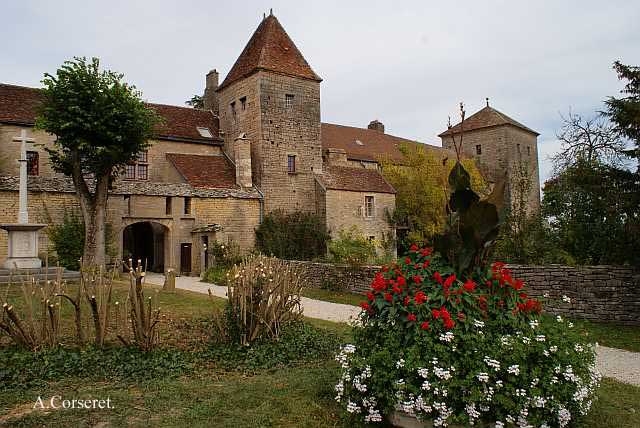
[[185, 95, 204, 109], [553, 110, 625, 169], [380, 143, 486, 247], [36, 57, 160, 266], [255, 210, 330, 260], [603, 61, 640, 161]]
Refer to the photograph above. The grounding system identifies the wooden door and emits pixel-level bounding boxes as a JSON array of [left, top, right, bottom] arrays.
[[180, 243, 192, 275]]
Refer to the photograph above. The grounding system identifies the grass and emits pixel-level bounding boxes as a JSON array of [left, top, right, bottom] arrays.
[[301, 287, 363, 307]]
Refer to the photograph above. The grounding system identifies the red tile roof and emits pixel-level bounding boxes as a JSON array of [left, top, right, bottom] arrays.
[[321, 122, 445, 164], [218, 15, 321, 91], [166, 153, 238, 189], [439, 106, 539, 137], [316, 165, 396, 194], [0, 83, 222, 144]]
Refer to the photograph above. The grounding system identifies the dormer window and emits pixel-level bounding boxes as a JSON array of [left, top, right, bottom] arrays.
[[285, 94, 294, 109], [197, 127, 213, 138]]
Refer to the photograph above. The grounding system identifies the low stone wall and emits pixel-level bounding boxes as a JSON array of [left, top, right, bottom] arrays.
[[285, 260, 640, 325]]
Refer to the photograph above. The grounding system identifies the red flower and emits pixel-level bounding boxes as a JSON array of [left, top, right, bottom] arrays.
[[397, 276, 406, 287], [423, 260, 431, 268], [414, 291, 428, 305], [457, 311, 466, 321], [407, 313, 417, 322], [463, 279, 476, 293], [360, 302, 370, 310], [443, 318, 455, 330], [440, 307, 451, 320], [431, 309, 441, 319], [420, 321, 430, 330], [444, 274, 457, 289], [519, 292, 528, 300], [366, 291, 375, 301], [433, 272, 443, 284], [384, 293, 393, 302], [392, 285, 402, 294], [372, 273, 387, 292], [403, 296, 410, 306], [382, 266, 389, 272], [405, 257, 412, 265], [414, 264, 422, 270], [420, 247, 433, 257], [409, 243, 419, 252], [513, 279, 524, 290], [413, 275, 423, 285]]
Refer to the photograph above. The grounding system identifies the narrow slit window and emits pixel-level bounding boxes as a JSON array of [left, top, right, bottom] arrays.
[[230, 101, 236, 120], [165, 197, 172, 215], [124, 195, 131, 215], [184, 197, 192, 215], [287, 155, 296, 173], [475, 145, 482, 155], [240, 96, 247, 111]]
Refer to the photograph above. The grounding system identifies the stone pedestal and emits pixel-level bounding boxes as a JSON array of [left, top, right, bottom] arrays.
[[0, 223, 47, 269]]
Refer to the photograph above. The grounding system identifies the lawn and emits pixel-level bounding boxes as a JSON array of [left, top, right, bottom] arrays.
[[1, 280, 639, 427]]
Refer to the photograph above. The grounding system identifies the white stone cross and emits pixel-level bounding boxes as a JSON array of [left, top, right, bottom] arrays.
[[12, 129, 35, 224]]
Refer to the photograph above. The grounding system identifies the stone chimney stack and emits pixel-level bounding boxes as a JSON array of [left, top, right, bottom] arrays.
[[323, 148, 348, 166], [203, 69, 219, 114], [234, 133, 252, 188], [368, 119, 384, 133]]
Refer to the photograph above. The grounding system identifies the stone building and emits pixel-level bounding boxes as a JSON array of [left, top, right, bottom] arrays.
[[0, 13, 540, 274]]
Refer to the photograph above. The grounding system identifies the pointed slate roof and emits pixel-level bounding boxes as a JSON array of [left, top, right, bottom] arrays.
[[218, 14, 321, 91], [439, 106, 539, 137]]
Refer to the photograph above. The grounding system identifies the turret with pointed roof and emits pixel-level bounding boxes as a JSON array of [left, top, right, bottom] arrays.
[[216, 13, 323, 214]]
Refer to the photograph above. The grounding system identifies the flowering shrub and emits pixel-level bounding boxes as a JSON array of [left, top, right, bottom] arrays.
[[336, 245, 600, 427]]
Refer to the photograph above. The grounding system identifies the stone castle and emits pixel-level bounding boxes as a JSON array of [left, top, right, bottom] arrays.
[[0, 13, 540, 275]]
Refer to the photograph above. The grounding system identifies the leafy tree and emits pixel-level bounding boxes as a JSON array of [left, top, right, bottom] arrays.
[[36, 57, 160, 266], [603, 61, 640, 161], [255, 210, 330, 260], [380, 143, 486, 247], [185, 95, 204, 109], [542, 159, 640, 265]]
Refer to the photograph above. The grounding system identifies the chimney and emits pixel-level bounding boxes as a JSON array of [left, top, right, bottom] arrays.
[[368, 119, 384, 133], [234, 133, 252, 188], [203, 69, 219, 114], [324, 148, 348, 166]]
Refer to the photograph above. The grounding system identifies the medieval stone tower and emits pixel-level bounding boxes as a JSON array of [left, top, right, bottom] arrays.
[[439, 103, 541, 214], [210, 13, 323, 214]]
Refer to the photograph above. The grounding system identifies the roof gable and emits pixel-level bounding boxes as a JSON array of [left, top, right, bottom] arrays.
[[439, 106, 539, 137], [0, 83, 221, 143], [166, 153, 238, 189], [218, 14, 321, 91]]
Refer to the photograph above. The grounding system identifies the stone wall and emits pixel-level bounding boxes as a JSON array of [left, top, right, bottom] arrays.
[[285, 260, 640, 325]]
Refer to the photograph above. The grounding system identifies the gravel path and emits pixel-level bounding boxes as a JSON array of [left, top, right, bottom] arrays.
[[145, 273, 640, 386]]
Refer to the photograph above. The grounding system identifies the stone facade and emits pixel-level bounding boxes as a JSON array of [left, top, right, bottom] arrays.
[[285, 260, 640, 325]]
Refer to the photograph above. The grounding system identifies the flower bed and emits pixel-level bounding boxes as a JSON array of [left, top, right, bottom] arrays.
[[335, 245, 600, 427]]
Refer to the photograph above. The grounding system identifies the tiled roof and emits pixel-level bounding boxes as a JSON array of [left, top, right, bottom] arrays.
[[0, 83, 222, 144], [439, 106, 539, 137], [166, 153, 238, 189], [0, 175, 261, 199], [316, 165, 396, 194], [218, 14, 321, 91], [321, 122, 445, 164]]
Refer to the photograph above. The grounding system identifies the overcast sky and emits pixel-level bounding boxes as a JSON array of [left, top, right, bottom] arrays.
[[2, 1, 638, 185]]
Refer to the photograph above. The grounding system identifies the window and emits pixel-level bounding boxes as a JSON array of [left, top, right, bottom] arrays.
[[287, 155, 296, 173], [365, 196, 375, 218], [517, 144, 521, 154], [285, 94, 294, 109], [26, 151, 39, 176], [240, 96, 247, 111], [165, 197, 172, 215], [230, 101, 236, 120], [124, 195, 131, 215], [124, 150, 149, 180], [184, 197, 192, 215], [475, 145, 482, 155], [527, 146, 531, 156]]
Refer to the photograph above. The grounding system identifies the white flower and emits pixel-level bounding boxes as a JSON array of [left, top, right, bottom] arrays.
[[507, 365, 520, 375], [466, 403, 480, 420], [535, 334, 546, 342], [473, 319, 485, 328], [421, 380, 432, 391], [396, 358, 405, 369], [550, 346, 558, 353], [574, 344, 584, 352], [439, 332, 455, 343], [495, 422, 505, 428], [343, 344, 356, 354], [532, 396, 547, 408], [476, 372, 489, 383], [364, 409, 382, 422], [515, 388, 526, 397], [556, 315, 563, 323], [529, 320, 539, 329], [568, 321, 574, 328], [417, 368, 429, 378], [346, 401, 361, 413], [522, 336, 531, 345], [558, 406, 572, 427], [484, 356, 501, 371], [434, 367, 452, 380], [562, 295, 571, 303]]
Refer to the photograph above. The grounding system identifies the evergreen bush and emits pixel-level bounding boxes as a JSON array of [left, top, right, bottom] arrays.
[[255, 210, 330, 260]]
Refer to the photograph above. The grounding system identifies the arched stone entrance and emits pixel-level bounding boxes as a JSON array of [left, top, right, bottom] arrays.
[[122, 221, 168, 272]]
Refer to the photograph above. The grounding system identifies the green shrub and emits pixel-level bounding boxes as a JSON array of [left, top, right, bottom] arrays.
[[328, 226, 376, 267], [47, 211, 84, 270], [335, 246, 600, 426], [202, 265, 228, 284], [255, 210, 330, 260]]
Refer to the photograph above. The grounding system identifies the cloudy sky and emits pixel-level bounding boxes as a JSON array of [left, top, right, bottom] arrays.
[[2, 1, 638, 184]]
